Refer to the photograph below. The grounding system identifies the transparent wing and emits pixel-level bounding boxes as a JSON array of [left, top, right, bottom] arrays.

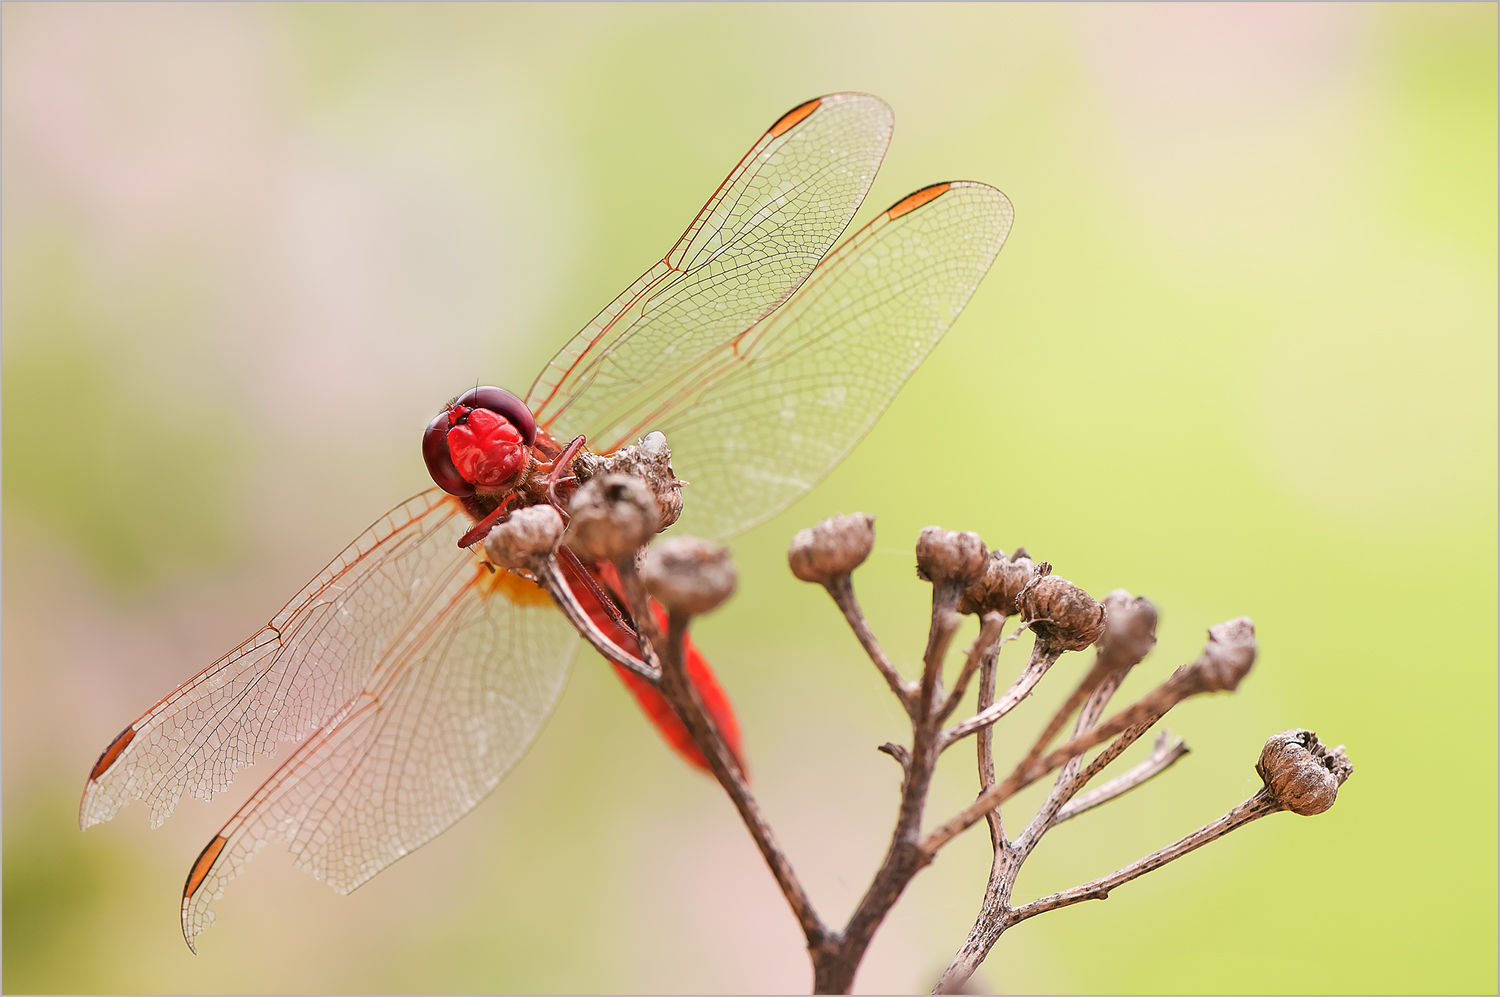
[[179, 561, 576, 950], [636, 182, 1014, 539], [527, 92, 893, 443], [81, 491, 496, 829]]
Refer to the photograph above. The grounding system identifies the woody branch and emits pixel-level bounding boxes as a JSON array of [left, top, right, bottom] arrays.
[[492, 465, 837, 958], [480, 451, 1353, 996]]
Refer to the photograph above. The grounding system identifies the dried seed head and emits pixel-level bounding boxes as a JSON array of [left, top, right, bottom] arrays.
[[959, 547, 1042, 617], [788, 513, 875, 585], [914, 527, 989, 589], [1095, 590, 1158, 670], [565, 474, 659, 562], [642, 536, 737, 617], [1019, 575, 1106, 652], [585, 432, 683, 531], [1256, 729, 1353, 816], [484, 504, 564, 571], [1177, 617, 1257, 694]]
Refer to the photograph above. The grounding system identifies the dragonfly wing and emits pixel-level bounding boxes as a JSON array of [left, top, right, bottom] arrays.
[[527, 92, 893, 445], [643, 182, 1015, 539], [179, 564, 576, 949], [82, 490, 472, 829]]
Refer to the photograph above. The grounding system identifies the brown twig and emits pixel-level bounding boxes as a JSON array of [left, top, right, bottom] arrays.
[[1052, 729, 1189, 825], [936, 662, 1131, 992], [545, 493, 1340, 996], [610, 554, 663, 648], [922, 636, 1253, 858], [941, 640, 1057, 747], [933, 787, 1282, 995], [1005, 655, 1123, 788], [937, 613, 1006, 722], [656, 610, 831, 953], [1014, 670, 1128, 852], [792, 527, 998, 992], [974, 631, 1005, 850], [534, 557, 659, 682], [824, 574, 915, 712], [942, 620, 1022, 990], [920, 605, 960, 720], [821, 584, 949, 993], [1007, 788, 1281, 926]]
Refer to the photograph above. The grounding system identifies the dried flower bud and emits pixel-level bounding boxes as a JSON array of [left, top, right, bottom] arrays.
[[1256, 729, 1353, 816], [1094, 590, 1158, 670], [958, 548, 1041, 616], [584, 431, 683, 531], [565, 474, 659, 562], [642, 536, 737, 617], [484, 504, 564, 571], [1189, 617, 1257, 693], [788, 513, 875, 584], [1019, 575, 1106, 652], [915, 527, 988, 589]]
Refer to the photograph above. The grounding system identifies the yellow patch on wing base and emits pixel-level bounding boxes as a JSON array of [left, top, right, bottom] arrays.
[[481, 565, 554, 607]]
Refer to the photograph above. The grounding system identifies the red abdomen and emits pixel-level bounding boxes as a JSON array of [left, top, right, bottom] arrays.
[[560, 558, 744, 774]]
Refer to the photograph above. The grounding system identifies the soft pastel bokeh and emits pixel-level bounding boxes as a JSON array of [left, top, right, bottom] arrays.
[[3, 3, 1494, 993]]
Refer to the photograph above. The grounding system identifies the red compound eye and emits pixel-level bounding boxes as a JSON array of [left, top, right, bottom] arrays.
[[454, 386, 535, 447], [423, 409, 473, 497], [422, 387, 538, 496]]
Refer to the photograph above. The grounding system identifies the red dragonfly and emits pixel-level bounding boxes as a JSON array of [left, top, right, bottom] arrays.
[[79, 92, 1013, 951]]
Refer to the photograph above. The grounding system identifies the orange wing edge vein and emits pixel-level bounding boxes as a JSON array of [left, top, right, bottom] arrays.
[[184, 834, 228, 902], [88, 726, 135, 782], [886, 182, 952, 220], [769, 97, 822, 137]]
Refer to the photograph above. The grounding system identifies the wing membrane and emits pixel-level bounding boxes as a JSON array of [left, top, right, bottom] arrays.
[[179, 563, 577, 949], [527, 92, 893, 444], [630, 182, 1014, 539], [82, 491, 473, 829]]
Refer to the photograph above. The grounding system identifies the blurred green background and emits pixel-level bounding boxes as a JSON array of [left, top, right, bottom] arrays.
[[3, 3, 1494, 993]]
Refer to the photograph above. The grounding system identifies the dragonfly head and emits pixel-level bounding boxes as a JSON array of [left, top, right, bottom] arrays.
[[423, 386, 538, 497]]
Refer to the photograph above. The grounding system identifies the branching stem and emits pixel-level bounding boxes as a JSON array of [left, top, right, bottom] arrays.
[[656, 611, 831, 954], [1007, 788, 1281, 926]]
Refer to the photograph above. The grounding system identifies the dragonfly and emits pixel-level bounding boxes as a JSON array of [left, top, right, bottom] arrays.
[[79, 92, 1014, 951]]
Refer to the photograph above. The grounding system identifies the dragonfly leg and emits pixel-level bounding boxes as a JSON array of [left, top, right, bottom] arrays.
[[557, 546, 637, 639], [546, 435, 588, 510], [456, 492, 518, 548]]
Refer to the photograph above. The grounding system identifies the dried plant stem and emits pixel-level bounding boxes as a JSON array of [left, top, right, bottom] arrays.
[[937, 667, 1131, 991], [536, 501, 1338, 997], [549, 548, 836, 960], [613, 556, 663, 645], [920, 594, 963, 718], [656, 612, 832, 954], [950, 632, 1021, 990], [938, 613, 1005, 722], [942, 639, 1058, 745], [825, 574, 914, 712], [806, 580, 966, 992], [924, 670, 1212, 855], [974, 637, 1005, 849], [536, 559, 658, 681], [1053, 730, 1188, 825], [1015, 673, 1126, 852], [1007, 788, 1280, 925], [933, 787, 1276, 993], [1007, 657, 1122, 784]]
